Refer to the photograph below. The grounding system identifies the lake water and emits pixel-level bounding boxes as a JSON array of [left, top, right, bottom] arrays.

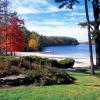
[[42, 44, 96, 58]]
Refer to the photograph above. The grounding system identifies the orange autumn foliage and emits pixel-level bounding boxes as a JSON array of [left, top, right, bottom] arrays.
[[0, 17, 25, 51]]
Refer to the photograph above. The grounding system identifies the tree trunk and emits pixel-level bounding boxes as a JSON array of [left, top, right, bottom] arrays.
[[92, 0, 100, 68], [95, 38, 100, 68], [4, 0, 8, 55], [84, 0, 95, 74]]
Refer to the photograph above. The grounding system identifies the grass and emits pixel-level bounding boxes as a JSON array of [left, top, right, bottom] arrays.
[[0, 70, 100, 100]]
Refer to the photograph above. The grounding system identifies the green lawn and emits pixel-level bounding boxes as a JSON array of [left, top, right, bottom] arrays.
[[0, 71, 100, 100]]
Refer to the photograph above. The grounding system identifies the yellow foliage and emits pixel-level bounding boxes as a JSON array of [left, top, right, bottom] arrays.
[[29, 34, 37, 40], [28, 34, 39, 48]]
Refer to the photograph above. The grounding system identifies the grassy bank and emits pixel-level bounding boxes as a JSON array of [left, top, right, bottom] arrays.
[[0, 70, 100, 100]]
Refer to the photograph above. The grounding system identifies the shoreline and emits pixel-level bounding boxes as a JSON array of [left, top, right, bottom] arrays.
[[13, 52, 96, 68]]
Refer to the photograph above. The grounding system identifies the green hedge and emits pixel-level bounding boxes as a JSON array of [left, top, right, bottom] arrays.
[[58, 58, 75, 68]]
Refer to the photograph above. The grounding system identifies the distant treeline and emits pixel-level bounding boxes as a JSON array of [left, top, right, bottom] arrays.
[[38, 36, 79, 49], [23, 28, 79, 51]]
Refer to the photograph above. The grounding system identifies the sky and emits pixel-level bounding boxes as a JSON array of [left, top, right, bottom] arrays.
[[10, 0, 94, 42]]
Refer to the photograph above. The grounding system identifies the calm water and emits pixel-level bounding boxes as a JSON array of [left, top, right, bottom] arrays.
[[43, 44, 96, 58]]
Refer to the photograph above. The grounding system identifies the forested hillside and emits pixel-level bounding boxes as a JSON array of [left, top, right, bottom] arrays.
[[38, 35, 79, 50], [22, 28, 79, 51]]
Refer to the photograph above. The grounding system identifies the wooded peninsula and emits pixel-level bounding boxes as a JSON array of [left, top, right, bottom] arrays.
[[24, 29, 79, 51]]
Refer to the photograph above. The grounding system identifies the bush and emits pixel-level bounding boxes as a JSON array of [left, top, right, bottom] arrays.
[[49, 59, 59, 67], [0, 60, 21, 78], [21, 56, 35, 63], [0, 56, 76, 86], [0, 56, 75, 78], [21, 56, 56, 66], [0, 56, 13, 60], [58, 58, 75, 68], [21, 56, 75, 68], [24, 67, 76, 86], [0, 53, 5, 56]]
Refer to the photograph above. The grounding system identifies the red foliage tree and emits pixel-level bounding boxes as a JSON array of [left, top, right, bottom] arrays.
[[0, 16, 25, 51]]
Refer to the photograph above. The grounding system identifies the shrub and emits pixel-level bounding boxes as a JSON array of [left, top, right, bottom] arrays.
[[58, 58, 75, 68], [0, 56, 13, 60], [20, 56, 75, 68], [0, 60, 21, 77], [49, 59, 59, 67], [0, 53, 5, 56], [39, 58, 49, 65], [0, 56, 76, 86], [21, 56, 54, 66], [10, 59, 20, 66], [24, 67, 76, 86], [21, 56, 34, 63], [0, 56, 75, 78]]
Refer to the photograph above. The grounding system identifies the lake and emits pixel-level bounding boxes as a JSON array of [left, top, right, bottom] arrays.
[[42, 44, 96, 58]]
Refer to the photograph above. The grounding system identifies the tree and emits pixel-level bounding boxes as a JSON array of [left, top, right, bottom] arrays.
[[84, 0, 94, 74], [54, 0, 100, 69], [92, 0, 100, 68], [28, 33, 39, 49], [79, 0, 100, 68], [0, 0, 9, 55], [55, 0, 79, 9], [0, 16, 25, 51], [0, 0, 25, 53]]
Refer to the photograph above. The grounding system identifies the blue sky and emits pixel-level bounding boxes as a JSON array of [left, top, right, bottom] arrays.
[[10, 0, 94, 42]]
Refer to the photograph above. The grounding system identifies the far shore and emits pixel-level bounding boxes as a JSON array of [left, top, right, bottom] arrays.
[[9, 52, 96, 68]]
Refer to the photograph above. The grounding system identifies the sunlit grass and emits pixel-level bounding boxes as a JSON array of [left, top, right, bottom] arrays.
[[0, 70, 100, 100]]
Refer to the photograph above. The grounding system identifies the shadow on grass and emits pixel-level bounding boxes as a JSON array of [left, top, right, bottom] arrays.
[[68, 69, 91, 76], [68, 68, 100, 77]]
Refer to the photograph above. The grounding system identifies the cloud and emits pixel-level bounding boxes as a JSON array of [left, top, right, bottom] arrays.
[[71, 12, 85, 16], [11, 0, 72, 15], [32, 20, 65, 26], [11, 0, 48, 6], [26, 22, 88, 42], [10, 0, 89, 42], [69, 17, 76, 21], [40, 27, 88, 42], [15, 7, 39, 14], [66, 12, 85, 16], [47, 6, 72, 13], [28, 0, 48, 5], [77, 6, 85, 10]]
